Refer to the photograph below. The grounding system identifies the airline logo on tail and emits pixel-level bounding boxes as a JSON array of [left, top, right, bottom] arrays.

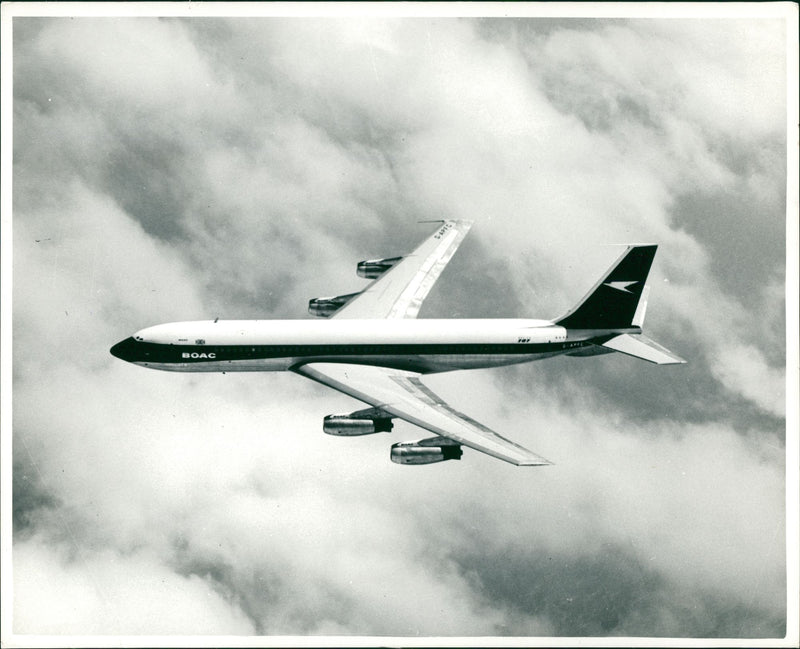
[[603, 280, 639, 294]]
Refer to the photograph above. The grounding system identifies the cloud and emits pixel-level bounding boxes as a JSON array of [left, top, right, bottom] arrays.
[[8, 11, 791, 641], [709, 343, 786, 418], [14, 538, 256, 635]]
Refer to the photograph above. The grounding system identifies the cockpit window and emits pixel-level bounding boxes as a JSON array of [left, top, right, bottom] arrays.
[[196, 339, 206, 345]]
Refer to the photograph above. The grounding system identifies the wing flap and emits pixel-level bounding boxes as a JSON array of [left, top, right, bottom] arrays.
[[293, 362, 552, 466], [332, 220, 472, 320]]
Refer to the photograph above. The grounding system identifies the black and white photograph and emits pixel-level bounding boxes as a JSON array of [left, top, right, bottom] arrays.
[[2, 2, 797, 646]]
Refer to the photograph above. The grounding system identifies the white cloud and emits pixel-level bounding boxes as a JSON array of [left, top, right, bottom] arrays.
[[536, 19, 785, 143], [13, 180, 206, 372], [35, 18, 242, 126], [647, 19, 786, 138], [709, 344, 786, 418], [14, 538, 255, 634]]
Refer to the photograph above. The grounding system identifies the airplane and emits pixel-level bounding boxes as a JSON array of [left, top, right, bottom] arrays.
[[110, 220, 685, 466]]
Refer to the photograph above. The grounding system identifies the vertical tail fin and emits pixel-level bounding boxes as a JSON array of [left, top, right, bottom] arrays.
[[555, 245, 657, 330]]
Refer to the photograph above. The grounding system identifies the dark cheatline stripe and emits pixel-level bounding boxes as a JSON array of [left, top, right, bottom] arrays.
[[121, 340, 591, 364]]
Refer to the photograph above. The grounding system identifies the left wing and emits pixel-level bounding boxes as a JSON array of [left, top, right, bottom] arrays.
[[332, 220, 472, 319], [293, 362, 552, 466]]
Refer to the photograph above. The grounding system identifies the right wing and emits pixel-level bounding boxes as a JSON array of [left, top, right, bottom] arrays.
[[332, 220, 472, 319], [293, 362, 552, 466]]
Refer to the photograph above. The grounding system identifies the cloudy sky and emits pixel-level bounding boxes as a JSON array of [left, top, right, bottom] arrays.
[[4, 3, 797, 645]]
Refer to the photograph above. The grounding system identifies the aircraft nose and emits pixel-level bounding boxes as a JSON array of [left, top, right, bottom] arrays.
[[110, 337, 137, 362]]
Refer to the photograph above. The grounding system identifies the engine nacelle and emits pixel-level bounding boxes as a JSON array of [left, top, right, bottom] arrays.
[[357, 256, 403, 279], [308, 292, 360, 317], [323, 408, 393, 436], [390, 436, 463, 465]]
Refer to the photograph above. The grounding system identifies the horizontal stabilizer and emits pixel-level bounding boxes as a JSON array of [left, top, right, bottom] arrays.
[[602, 333, 686, 365]]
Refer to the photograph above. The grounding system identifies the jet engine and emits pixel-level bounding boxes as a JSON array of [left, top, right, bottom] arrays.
[[308, 292, 360, 317], [323, 407, 394, 436], [390, 436, 463, 465], [356, 256, 403, 279]]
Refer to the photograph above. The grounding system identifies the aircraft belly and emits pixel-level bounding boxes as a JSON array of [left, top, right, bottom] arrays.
[[414, 352, 566, 371], [133, 349, 571, 373], [134, 358, 294, 372], [309, 352, 566, 373]]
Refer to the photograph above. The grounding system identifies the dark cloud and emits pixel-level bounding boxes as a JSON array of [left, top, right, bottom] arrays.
[[12, 443, 60, 538], [457, 538, 785, 638], [672, 178, 786, 307], [499, 340, 785, 438], [421, 233, 530, 319], [462, 544, 672, 636]]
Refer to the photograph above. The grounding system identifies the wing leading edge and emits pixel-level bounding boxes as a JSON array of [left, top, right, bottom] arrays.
[[332, 220, 472, 319], [293, 362, 552, 466]]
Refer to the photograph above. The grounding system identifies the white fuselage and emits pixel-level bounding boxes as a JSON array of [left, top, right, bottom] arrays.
[[110, 318, 599, 374]]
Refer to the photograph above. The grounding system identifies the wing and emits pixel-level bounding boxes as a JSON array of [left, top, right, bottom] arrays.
[[332, 220, 472, 319], [293, 362, 552, 466]]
